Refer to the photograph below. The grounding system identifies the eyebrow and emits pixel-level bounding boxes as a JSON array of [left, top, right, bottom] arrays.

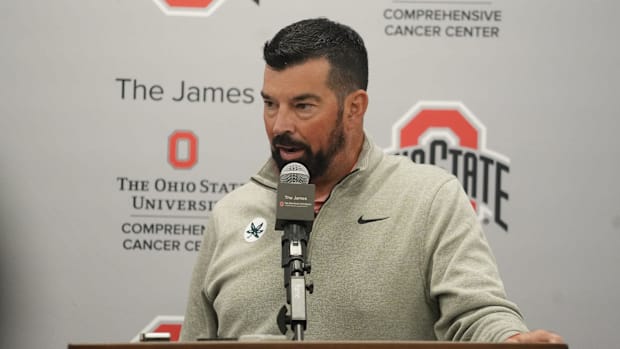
[[292, 93, 321, 102], [260, 91, 321, 102]]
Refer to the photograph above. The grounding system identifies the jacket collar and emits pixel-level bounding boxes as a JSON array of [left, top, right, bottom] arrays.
[[251, 133, 384, 190]]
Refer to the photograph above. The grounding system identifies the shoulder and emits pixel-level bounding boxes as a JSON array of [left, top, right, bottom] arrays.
[[376, 153, 457, 192], [211, 158, 278, 216], [212, 179, 273, 217], [362, 137, 456, 190], [346, 151, 463, 216]]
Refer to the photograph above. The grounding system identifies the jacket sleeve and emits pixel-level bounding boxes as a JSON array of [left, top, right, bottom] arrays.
[[180, 217, 218, 341], [424, 177, 529, 342]]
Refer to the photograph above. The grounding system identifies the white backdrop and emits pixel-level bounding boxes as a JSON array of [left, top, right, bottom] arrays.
[[1, 1, 619, 349]]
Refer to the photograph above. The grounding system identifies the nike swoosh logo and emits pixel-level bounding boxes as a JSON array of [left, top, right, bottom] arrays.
[[357, 215, 389, 224]]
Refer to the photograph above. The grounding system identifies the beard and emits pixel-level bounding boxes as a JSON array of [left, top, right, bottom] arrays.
[[270, 113, 345, 181]]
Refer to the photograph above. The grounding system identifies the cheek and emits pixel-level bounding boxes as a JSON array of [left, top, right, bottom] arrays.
[[263, 120, 274, 143], [306, 123, 332, 150]]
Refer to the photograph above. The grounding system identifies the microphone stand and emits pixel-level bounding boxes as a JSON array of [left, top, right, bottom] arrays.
[[278, 223, 313, 340], [274, 163, 315, 341]]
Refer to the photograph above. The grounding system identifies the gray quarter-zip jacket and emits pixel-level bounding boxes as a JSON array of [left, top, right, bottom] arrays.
[[180, 136, 528, 342]]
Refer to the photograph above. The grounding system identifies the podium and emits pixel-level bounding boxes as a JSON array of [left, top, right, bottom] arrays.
[[68, 341, 568, 349]]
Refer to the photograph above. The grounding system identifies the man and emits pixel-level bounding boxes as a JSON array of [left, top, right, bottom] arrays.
[[181, 18, 562, 343]]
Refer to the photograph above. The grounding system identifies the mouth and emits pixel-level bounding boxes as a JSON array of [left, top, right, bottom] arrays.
[[276, 145, 305, 161]]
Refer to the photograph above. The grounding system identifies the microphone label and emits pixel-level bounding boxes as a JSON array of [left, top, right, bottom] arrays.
[[275, 182, 315, 231]]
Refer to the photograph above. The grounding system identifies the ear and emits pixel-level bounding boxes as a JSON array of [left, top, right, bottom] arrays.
[[344, 89, 369, 126]]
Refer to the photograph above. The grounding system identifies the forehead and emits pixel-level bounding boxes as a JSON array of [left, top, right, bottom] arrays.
[[262, 58, 332, 97]]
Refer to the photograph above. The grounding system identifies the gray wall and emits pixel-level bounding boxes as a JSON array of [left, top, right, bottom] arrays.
[[1, 1, 618, 348]]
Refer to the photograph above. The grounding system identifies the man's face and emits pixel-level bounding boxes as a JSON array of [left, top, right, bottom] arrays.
[[261, 58, 346, 181]]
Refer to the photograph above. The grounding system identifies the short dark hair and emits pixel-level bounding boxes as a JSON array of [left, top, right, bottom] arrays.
[[263, 18, 368, 100]]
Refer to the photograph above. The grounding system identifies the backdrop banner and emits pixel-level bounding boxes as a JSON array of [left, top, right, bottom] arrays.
[[1, 1, 619, 349]]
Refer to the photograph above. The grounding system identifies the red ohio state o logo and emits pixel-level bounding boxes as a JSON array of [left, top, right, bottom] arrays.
[[153, 0, 227, 17], [132, 315, 184, 343], [168, 130, 198, 169], [153, 0, 259, 17], [397, 109, 479, 150], [166, 0, 214, 7]]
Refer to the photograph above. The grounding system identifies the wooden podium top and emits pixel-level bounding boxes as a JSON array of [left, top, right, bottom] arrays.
[[68, 341, 568, 349]]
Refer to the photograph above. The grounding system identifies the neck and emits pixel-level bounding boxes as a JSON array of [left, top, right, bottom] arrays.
[[313, 134, 364, 199]]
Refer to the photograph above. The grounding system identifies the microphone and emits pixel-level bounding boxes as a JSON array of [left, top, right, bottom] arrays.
[[275, 162, 315, 231], [275, 162, 315, 340], [279, 162, 310, 184]]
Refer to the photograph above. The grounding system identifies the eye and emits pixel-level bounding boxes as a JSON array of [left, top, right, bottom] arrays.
[[294, 102, 317, 119], [295, 103, 317, 116], [263, 100, 278, 115]]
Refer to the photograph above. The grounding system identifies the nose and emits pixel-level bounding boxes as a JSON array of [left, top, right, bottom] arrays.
[[270, 106, 296, 136]]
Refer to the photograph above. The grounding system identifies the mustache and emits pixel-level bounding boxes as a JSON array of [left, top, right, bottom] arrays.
[[272, 133, 309, 150]]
